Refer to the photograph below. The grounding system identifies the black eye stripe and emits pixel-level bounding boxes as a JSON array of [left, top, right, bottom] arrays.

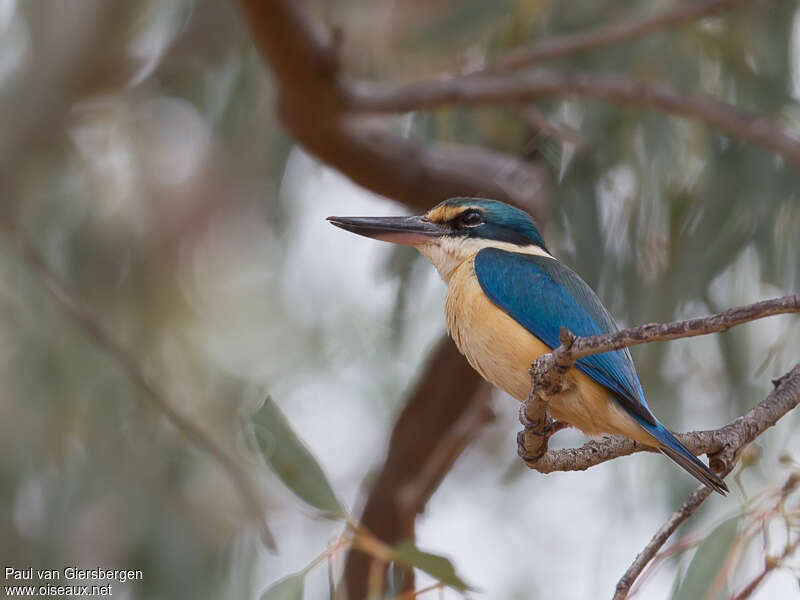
[[450, 209, 483, 228]]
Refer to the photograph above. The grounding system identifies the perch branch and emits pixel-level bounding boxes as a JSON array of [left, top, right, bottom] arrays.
[[555, 293, 800, 364], [612, 368, 800, 599], [518, 294, 800, 466], [7, 233, 276, 550], [510, 293, 800, 598]]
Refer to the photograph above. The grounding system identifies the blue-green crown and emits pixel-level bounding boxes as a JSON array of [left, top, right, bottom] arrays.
[[435, 197, 548, 251]]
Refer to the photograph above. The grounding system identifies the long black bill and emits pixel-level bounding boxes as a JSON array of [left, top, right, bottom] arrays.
[[326, 215, 444, 245]]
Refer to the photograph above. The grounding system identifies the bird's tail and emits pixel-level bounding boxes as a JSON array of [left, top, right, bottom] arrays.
[[651, 425, 729, 495]]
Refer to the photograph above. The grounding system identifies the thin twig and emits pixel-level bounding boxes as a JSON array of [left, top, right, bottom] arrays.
[[611, 368, 800, 599], [557, 294, 800, 364], [731, 533, 800, 600], [8, 233, 276, 549], [614, 484, 718, 600], [628, 531, 705, 597], [511, 294, 800, 597], [489, 0, 750, 72], [347, 72, 800, 171]]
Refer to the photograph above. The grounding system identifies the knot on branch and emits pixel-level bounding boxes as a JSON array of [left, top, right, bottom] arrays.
[[708, 445, 736, 476]]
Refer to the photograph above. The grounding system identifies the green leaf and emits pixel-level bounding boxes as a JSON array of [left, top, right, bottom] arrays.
[[392, 542, 473, 592], [253, 396, 345, 517], [674, 517, 739, 600], [260, 572, 304, 600]]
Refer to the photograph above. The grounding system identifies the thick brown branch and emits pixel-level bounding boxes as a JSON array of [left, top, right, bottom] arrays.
[[9, 233, 276, 550], [348, 72, 800, 170], [238, 4, 546, 597], [489, 0, 750, 72], [238, 0, 551, 222], [342, 338, 492, 598]]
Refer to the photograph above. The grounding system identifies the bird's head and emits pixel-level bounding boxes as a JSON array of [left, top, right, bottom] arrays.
[[328, 197, 549, 281]]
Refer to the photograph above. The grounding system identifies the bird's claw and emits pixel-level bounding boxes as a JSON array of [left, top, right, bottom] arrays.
[[517, 430, 547, 462], [517, 400, 556, 465], [517, 402, 552, 435]]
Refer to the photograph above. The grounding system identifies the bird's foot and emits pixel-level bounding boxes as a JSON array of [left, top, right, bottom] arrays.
[[518, 401, 552, 434], [517, 398, 556, 463], [517, 430, 546, 462]]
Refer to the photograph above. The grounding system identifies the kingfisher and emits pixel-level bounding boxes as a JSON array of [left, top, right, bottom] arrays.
[[328, 197, 728, 495]]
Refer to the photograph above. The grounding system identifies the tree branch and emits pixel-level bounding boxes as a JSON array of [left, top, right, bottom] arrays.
[[614, 483, 718, 600], [237, 4, 800, 598], [7, 232, 276, 550], [519, 293, 800, 471], [559, 293, 800, 364], [237, 3, 549, 594], [237, 0, 551, 222], [488, 0, 750, 72], [342, 338, 492, 598], [612, 365, 800, 599], [511, 294, 800, 598], [347, 71, 800, 170]]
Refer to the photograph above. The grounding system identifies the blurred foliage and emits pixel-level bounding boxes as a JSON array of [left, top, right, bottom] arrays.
[[254, 397, 344, 518], [674, 516, 739, 600], [391, 542, 472, 593], [2, 0, 800, 599]]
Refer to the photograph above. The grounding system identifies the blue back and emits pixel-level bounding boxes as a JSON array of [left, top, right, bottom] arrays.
[[473, 247, 656, 427]]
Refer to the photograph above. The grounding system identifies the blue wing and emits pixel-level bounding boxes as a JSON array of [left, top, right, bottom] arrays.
[[473, 248, 729, 495], [473, 247, 656, 427]]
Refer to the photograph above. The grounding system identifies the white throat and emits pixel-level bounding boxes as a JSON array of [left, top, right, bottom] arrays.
[[415, 237, 552, 283]]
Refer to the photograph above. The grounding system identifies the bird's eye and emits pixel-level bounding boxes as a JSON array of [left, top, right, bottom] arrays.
[[459, 210, 483, 227]]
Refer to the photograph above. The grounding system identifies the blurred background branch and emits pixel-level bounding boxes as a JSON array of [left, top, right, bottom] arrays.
[[348, 72, 800, 171], [342, 338, 491, 597], [238, 0, 552, 222], [6, 229, 276, 549], [486, 0, 751, 72]]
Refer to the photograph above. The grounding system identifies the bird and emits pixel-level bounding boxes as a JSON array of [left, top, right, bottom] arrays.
[[328, 197, 728, 495]]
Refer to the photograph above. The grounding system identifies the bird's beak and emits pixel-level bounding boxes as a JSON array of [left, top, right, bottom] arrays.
[[327, 215, 444, 245]]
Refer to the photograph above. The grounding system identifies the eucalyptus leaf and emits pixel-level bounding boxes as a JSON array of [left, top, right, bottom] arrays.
[[254, 396, 345, 517], [674, 517, 739, 600], [392, 542, 473, 592], [260, 572, 304, 600]]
